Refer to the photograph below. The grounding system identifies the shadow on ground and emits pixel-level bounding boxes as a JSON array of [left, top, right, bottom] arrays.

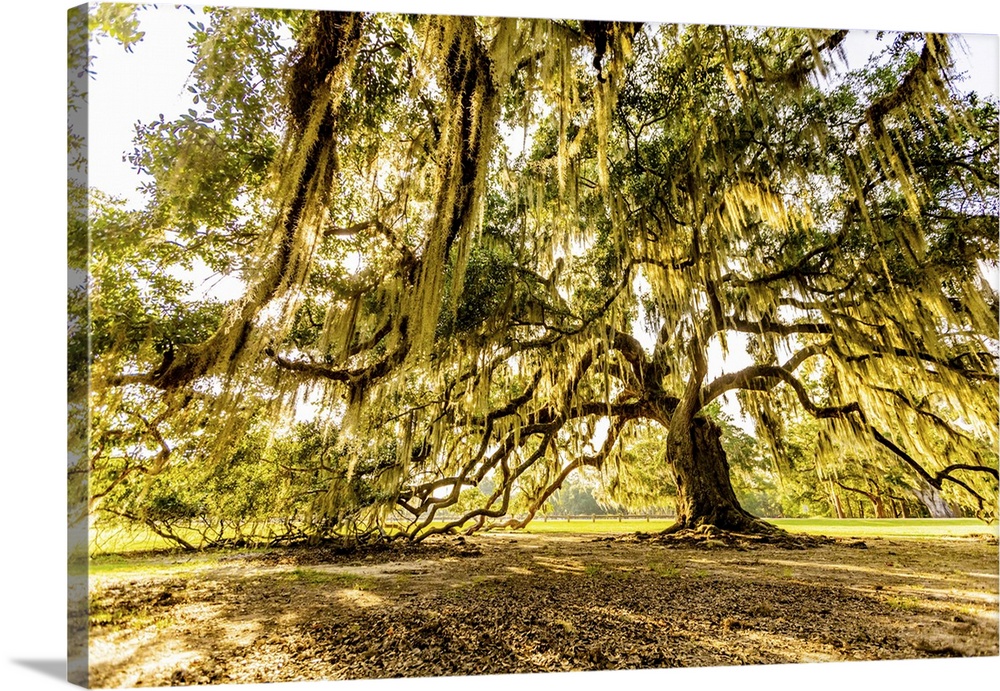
[[12, 659, 66, 681], [86, 533, 1000, 687]]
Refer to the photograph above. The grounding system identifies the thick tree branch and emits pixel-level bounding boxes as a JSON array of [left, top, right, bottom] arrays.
[[728, 317, 833, 337], [699, 342, 829, 405]]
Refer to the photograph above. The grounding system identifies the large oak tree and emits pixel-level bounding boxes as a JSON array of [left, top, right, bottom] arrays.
[[79, 7, 998, 544]]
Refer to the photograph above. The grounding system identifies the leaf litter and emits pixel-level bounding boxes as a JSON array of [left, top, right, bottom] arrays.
[[88, 532, 998, 687]]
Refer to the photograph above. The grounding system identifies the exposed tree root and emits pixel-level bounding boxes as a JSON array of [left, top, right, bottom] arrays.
[[236, 533, 483, 565], [601, 520, 834, 550]]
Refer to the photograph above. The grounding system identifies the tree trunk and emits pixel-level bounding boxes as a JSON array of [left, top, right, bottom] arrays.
[[665, 416, 770, 533], [659, 347, 774, 536], [834, 479, 891, 519], [913, 483, 958, 518], [871, 492, 888, 518], [830, 484, 846, 519]]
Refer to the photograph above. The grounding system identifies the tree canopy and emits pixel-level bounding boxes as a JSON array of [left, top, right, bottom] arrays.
[[74, 5, 999, 548]]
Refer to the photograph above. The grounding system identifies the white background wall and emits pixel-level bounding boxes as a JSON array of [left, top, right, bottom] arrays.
[[2, 2, 997, 690]]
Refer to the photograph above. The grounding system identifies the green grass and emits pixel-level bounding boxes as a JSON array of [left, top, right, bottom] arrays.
[[89, 525, 207, 555], [772, 517, 998, 540], [88, 552, 223, 577], [521, 517, 998, 540], [90, 517, 997, 559], [520, 518, 675, 534], [885, 594, 921, 612], [647, 561, 681, 578], [281, 569, 375, 590], [89, 521, 313, 556]]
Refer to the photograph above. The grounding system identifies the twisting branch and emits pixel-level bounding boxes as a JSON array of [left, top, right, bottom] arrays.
[[699, 342, 829, 406], [264, 347, 350, 382], [412, 427, 558, 541], [495, 417, 629, 531], [938, 464, 999, 481], [728, 317, 833, 337], [722, 345, 998, 508]]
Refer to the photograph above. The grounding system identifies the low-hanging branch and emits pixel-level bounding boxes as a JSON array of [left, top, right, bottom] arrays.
[[841, 347, 997, 382], [410, 428, 556, 541], [490, 416, 629, 531], [397, 389, 671, 526], [868, 428, 991, 512], [730, 361, 996, 507]]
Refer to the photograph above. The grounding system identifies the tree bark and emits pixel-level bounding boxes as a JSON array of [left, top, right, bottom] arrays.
[[913, 482, 958, 518], [834, 479, 890, 518], [872, 493, 888, 519], [830, 483, 847, 519], [664, 416, 771, 533]]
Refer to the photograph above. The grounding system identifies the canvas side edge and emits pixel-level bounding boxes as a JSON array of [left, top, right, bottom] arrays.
[[68, 3, 91, 688]]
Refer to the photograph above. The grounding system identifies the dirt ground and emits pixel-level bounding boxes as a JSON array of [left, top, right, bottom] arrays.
[[87, 531, 999, 687]]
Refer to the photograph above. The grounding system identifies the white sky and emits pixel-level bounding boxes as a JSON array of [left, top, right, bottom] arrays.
[[1, 3, 998, 691]]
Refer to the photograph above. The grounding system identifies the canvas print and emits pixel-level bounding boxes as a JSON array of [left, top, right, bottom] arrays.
[[68, 2, 1000, 687]]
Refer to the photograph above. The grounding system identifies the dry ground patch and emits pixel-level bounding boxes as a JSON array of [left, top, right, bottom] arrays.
[[87, 532, 999, 687]]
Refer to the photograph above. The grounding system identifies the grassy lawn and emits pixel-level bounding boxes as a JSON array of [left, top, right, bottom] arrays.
[[522, 517, 999, 539], [89, 524, 209, 555], [90, 517, 998, 557], [772, 517, 999, 539]]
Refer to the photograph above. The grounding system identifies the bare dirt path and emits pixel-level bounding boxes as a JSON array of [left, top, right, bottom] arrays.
[[87, 532, 999, 687]]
